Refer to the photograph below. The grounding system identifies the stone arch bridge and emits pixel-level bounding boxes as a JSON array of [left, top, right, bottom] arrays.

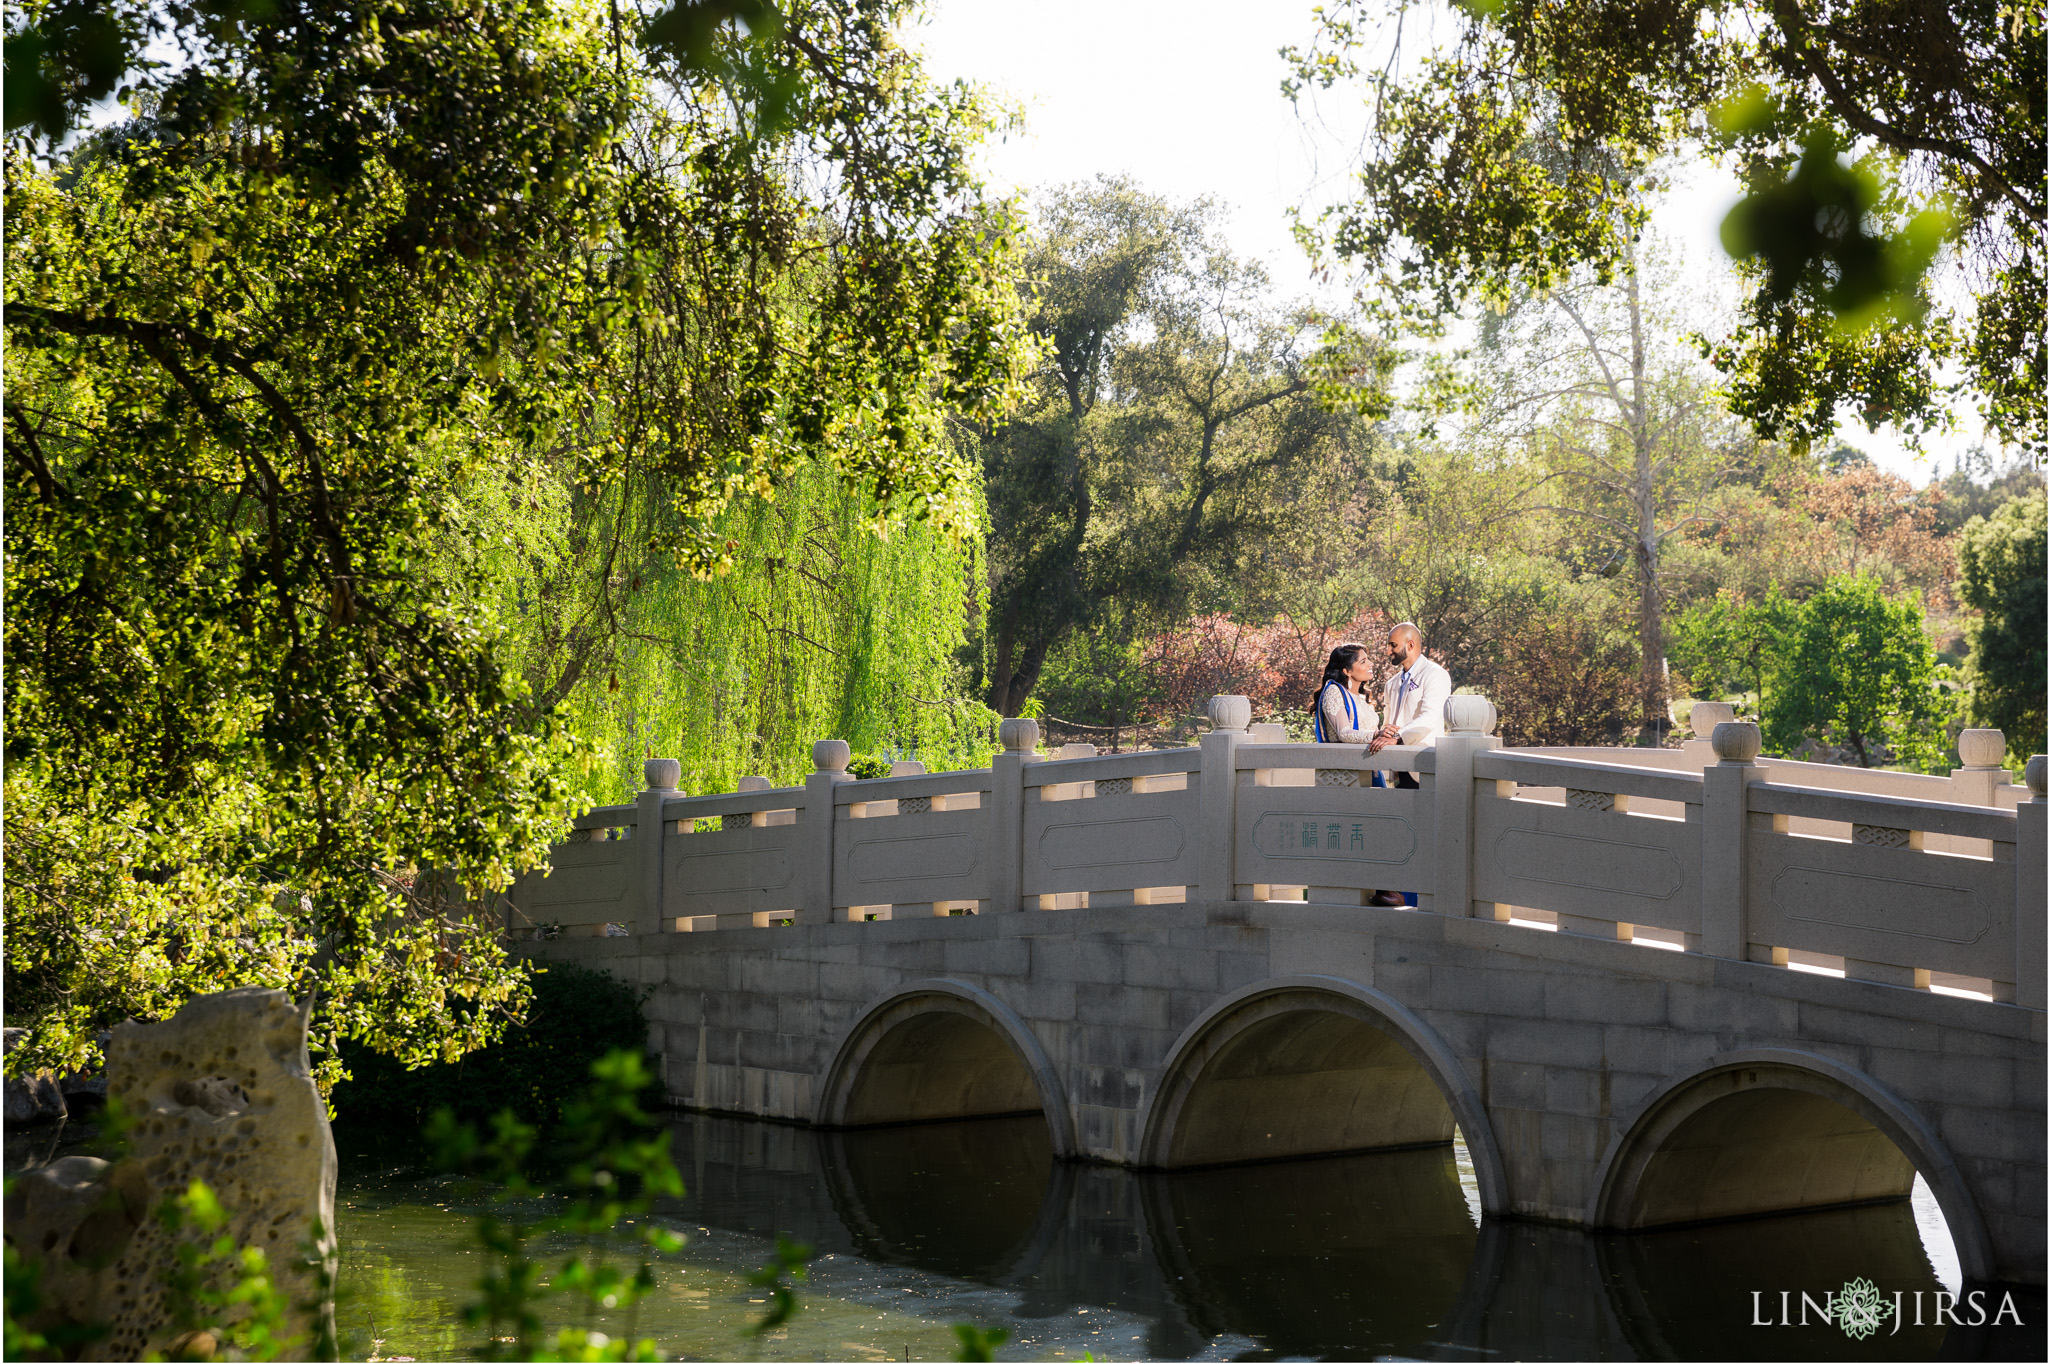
[[524, 697, 2047, 1286]]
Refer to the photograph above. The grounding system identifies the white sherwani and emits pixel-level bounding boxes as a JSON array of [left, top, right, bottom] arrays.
[[1379, 656, 1453, 747]]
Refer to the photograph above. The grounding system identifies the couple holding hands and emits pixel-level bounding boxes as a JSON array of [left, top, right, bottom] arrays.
[[1310, 622, 1454, 759], [1309, 622, 1451, 907]]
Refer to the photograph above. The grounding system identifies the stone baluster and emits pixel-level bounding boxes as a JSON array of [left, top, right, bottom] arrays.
[[2017, 756, 2046, 1010], [1200, 696, 1250, 903], [1435, 694, 1500, 918], [637, 757, 681, 935], [738, 773, 796, 827], [1699, 721, 1760, 959], [802, 741, 852, 925], [989, 718, 1039, 912], [1682, 702, 1734, 771], [1950, 729, 2013, 806]]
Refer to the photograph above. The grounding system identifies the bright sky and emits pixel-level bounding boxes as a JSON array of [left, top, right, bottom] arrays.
[[909, 0, 1992, 485]]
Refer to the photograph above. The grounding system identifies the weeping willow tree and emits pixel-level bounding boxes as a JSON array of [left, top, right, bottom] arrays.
[[456, 445, 999, 801]]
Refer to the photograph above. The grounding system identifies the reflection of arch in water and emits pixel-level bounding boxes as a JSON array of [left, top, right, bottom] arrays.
[[1589, 1047, 1993, 1282], [1142, 1145, 1481, 1359], [1136, 975, 1508, 1215], [816, 1117, 1068, 1283], [1436, 1221, 1635, 1362], [1596, 1198, 1961, 1359], [814, 978, 1076, 1157]]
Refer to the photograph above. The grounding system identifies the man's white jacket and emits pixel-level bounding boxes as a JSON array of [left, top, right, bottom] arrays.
[[1380, 655, 1453, 747]]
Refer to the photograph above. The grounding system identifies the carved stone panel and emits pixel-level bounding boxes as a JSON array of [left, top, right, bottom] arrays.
[[1039, 816, 1185, 868], [515, 842, 635, 928], [833, 807, 990, 906], [665, 825, 803, 918], [1252, 811, 1415, 863], [1771, 866, 1989, 943], [1023, 785, 1201, 895], [1746, 831, 2011, 976], [1470, 791, 1700, 934], [1231, 785, 1431, 893], [675, 848, 794, 893], [1490, 829, 1683, 899], [848, 832, 981, 884]]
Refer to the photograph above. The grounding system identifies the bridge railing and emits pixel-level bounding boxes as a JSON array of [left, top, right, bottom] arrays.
[[511, 697, 2046, 1009], [1469, 749, 1705, 946]]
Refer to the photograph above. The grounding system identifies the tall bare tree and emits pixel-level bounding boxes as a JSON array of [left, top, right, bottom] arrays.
[[1466, 236, 1743, 743]]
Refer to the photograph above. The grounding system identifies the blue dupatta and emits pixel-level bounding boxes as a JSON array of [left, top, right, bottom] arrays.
[[1312, 679, 1358, 743]]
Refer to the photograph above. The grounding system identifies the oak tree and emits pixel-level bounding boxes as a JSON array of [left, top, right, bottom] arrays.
[[1286, 0, 2045, 455], [977, 178, 1384, 716]]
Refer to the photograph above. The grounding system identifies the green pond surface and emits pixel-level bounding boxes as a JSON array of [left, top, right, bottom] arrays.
[[11, 1110, 2042, 1361], [328, 1111, 2040, 1362]]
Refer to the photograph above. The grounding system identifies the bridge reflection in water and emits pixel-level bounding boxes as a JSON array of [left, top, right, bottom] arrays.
[[664, 1109, 2036, 1361]]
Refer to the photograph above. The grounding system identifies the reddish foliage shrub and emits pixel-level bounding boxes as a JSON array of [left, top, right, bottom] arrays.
[[1476, 612, 1641, 747], [1142, 603, 1640, 747], [1142, 610, 1394, 719]]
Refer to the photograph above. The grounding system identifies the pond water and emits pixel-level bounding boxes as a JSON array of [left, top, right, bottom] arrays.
[[327, 1111, 2042, 1362]]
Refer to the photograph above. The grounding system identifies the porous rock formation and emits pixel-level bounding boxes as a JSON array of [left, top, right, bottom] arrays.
[[3, 988, 339, 1360]]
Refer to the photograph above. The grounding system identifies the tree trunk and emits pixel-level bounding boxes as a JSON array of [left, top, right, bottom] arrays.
[[1626, 249, 1667, 747], [1635, 541, 1667, 745], [989, 607, 1021, 715], [993, 638, 1051, 717]]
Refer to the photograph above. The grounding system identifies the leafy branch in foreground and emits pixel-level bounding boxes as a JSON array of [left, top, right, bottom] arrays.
[[430, 1050, 684, 1363], [152, 1180, 303, 1363], [1286, 0, 2044, 455], [951, 1322, 1010, 1361], [742, 1236, 813, 1341]]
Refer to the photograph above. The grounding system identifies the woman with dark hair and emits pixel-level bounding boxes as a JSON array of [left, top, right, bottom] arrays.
[[1312, 642, 1380, 744]]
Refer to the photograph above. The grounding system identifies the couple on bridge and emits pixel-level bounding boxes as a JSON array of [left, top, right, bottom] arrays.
[[1311, 621, 1452, 907]]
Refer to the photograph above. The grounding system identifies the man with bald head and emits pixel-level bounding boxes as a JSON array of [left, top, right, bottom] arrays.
[[1369, 622, 1452, 758]]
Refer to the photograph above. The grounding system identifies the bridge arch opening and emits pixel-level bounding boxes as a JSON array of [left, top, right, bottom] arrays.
[[1139, 977, 1509, 1216], [815, 980, 1076, 1156], [1592, 1050, 1993, 1282]]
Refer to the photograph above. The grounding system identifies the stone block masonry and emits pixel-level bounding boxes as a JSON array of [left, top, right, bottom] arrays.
[[538, 889, 2045, 1285]]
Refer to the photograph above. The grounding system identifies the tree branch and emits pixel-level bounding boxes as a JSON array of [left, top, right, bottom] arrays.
[[4, 403, 61, 502], [1772, 2, 2042, 228]]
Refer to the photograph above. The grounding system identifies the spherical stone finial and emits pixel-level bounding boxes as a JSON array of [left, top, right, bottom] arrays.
[[1445, 693, 1497, 735], [1208, 695, 1252, 733], [998, 717, 1040, 754], [889, 760, 927, 777], [736, 774, 772, 793], [1688, 701, 1735, 737], [811, 739, 851, 773], [644, 757, 682, 791], [2025, 754, 2047, 798], [1957, 728, 2006, 770], [1711, 721, 1762, 764]]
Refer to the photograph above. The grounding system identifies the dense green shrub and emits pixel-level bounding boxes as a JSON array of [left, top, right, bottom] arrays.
[[329, 964, 648, 1134], [1958, 491, 2047, 764]]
